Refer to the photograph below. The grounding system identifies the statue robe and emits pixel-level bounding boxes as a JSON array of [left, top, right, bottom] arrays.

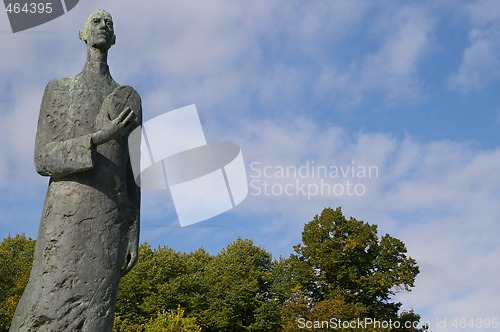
[[9, 67, 141, 332]]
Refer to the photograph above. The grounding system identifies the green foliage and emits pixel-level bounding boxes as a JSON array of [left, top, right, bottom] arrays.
[[3, 207, 426, 331], [282, 207, 423, 330], [112, 243, 209, 331], [115, 238, 279, 332], [0, 234, 36, 332], [143, 306, 202, 332], [113, 315, 143, 332], [196, 238, 280, 331], [114, 305, 202, 332], [114, 243, 202, 326]]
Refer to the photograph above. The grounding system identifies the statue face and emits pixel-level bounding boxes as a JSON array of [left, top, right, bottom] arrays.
[[82, 11, 115, 50]]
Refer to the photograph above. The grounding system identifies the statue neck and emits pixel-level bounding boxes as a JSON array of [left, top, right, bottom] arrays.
[[83, 47, 111, 76]]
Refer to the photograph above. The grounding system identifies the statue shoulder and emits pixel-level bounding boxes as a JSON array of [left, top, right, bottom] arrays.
[[43, 77, 77, 93]]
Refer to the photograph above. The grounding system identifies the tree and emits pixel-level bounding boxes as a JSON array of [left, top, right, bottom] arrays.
[[114, 243, 207, 328], [192, 238, 279, 331], [281, 207, 424, 330], [115, 239, 278, 331], [0, 234, 36, 332]]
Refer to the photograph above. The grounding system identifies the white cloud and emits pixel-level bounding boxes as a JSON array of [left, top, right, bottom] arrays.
[[316, 3, 435, 109], [467, 0, 500, 26], [448, 28, 500, 92], [448, 0, 500, 92], [363, 5, 434, 95]]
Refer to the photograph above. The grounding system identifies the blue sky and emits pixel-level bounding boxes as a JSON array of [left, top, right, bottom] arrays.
[[1, 1, 499, 330]]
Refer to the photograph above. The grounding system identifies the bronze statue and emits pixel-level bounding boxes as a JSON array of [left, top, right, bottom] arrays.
[[10, 9, 141, 331]]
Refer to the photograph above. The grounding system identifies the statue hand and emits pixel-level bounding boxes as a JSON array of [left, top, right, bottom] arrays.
[[92, 107, 136, 146], [121, 237, 138, 276]]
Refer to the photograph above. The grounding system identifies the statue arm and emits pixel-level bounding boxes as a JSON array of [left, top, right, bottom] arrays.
[[121, 158, 141, 276], [34, 81, 95, 177], [121, 102, 142, 276]]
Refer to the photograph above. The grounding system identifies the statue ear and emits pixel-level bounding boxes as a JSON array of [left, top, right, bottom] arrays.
[[112, 34, 116, 46], [79, 29, 87, 42]]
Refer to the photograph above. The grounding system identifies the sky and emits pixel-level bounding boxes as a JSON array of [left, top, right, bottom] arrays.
[[1, 0, 499, 330]]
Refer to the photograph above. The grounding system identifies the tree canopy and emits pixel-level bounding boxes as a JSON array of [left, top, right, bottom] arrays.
[[0, 234, 36, 331], [1, 207, 427, 331]]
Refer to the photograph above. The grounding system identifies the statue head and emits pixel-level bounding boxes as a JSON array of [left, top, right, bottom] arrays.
[[79, 9, 116, 51]]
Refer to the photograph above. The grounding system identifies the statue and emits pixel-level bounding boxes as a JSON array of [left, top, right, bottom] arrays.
[[9, 9, 142, 331]]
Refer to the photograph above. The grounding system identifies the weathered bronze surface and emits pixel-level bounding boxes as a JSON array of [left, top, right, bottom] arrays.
[[10, 9, 142, 332]]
